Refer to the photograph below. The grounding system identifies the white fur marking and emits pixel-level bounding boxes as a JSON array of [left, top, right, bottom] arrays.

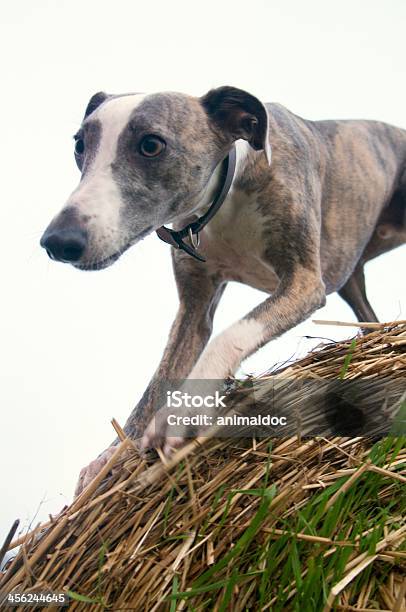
[[66, 94, 148, 252], [86, 94, 148, 171], [189, 318, 266, 380], [234, 139, 251, 175]]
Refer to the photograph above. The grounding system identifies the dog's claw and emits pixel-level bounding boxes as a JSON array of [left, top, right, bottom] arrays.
[[140, 420, 157, 451], [141, 413, 187, 457], [74, 445, 117, 497], [163, 437, 186, 457]]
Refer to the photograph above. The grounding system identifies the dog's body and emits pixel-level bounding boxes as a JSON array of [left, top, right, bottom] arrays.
[[40, 88, 406, 491]]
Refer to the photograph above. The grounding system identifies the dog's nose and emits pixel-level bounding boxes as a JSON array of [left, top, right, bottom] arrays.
[[40, 228, 87, 263]]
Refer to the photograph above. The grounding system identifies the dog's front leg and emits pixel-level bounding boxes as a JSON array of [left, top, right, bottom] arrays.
[[75, 259, 225, 496], [192, 269, 326, 380], [142, 266, 326, 451], [123, 271, 227, 439]]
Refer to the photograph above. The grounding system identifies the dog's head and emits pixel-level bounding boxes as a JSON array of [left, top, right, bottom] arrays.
[[40, 87, 270, 270]]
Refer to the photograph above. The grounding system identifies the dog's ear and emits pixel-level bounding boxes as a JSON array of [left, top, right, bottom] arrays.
[[83, 91, 109, 119], [201, 86, 271, 164]]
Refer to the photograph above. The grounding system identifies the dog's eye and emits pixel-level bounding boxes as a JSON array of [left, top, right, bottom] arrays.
[[75, 138, 85, 155], [139, 135, 166, 158]]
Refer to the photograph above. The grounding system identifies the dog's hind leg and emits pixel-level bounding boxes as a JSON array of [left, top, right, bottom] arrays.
[[339, 183, 406, 324], [338, 264, 379, 323]]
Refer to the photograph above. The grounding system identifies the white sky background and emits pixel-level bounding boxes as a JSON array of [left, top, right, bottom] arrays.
[[1, 0, 405, 543]]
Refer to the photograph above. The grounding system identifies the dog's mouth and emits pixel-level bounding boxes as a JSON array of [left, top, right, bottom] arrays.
[[73, 227, 153, 271], [73, 250, 123, 271]]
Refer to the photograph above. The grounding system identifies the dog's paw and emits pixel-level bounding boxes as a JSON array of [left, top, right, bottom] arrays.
[[141, 408, 187, 457], [74, 445, 117, 497], [141, 380, 228, 455]]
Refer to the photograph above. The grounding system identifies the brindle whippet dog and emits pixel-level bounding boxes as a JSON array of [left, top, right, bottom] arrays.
[[40, 87, 406, 494]]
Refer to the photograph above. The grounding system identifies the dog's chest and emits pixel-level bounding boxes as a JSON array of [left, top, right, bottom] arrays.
[[199, 187, 279, 293]]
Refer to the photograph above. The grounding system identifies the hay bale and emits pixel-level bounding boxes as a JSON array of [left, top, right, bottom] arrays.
[[1, 321, 405, 611]]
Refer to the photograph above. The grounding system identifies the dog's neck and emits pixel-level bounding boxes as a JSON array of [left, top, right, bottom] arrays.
[[191, 140, 251, 219], [157, 143, 240, 261]]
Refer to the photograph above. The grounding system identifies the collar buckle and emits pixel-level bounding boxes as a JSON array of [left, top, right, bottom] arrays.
[[188, 227, 200, 249]]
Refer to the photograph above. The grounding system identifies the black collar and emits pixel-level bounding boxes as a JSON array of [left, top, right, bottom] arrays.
[[156, 145, 237, 262]]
